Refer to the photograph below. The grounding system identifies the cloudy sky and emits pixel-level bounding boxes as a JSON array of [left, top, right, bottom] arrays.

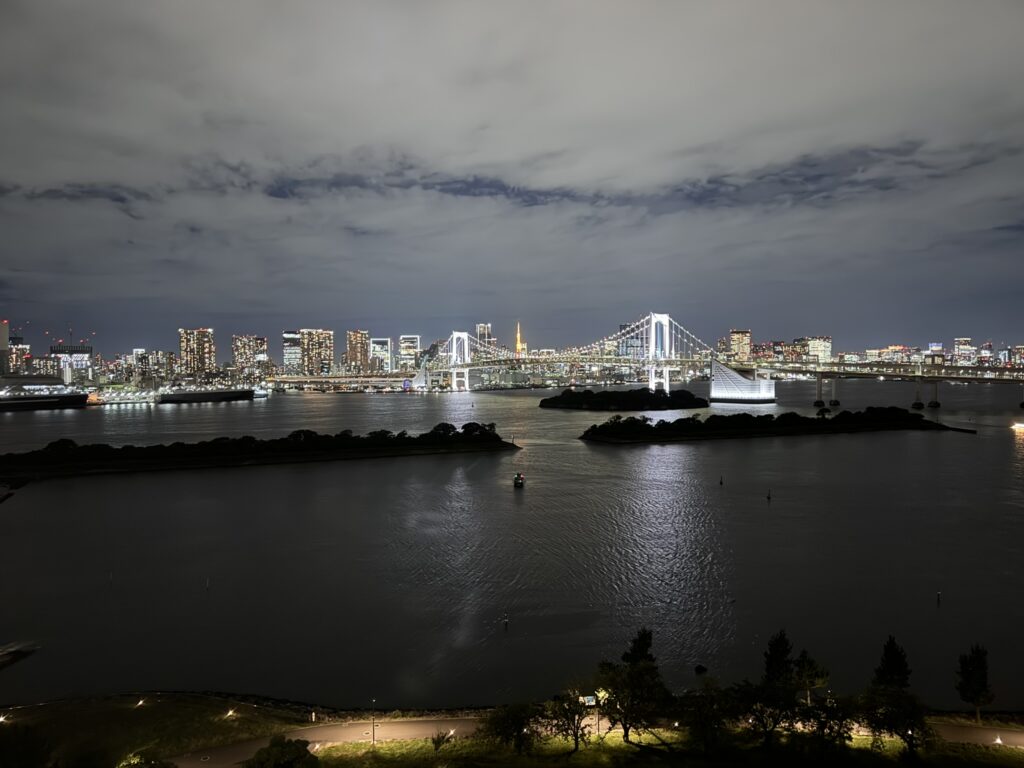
[[2, 0, 1022, 356]]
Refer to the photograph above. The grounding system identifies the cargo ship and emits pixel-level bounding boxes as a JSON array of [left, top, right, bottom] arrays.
[[0, 388, 89, 411], [156, 388, 255, 404]]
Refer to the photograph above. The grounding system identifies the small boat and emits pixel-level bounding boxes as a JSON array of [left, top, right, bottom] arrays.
[[513, 473, 525, 488]]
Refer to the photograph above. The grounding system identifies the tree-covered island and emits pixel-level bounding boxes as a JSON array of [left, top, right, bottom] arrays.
[[0, 422, 518, 483], [580, 407, 974, 443], [539, 387, 709, 410]]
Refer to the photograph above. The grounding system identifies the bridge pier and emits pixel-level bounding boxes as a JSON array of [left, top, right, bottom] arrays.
[[927, 380, 940, 408], [452, 368, 469, 391], [911, 378, 924, 409], [813, 373, 825, 408], [828, 378, 840, 407], [647, 365, 670, 393]]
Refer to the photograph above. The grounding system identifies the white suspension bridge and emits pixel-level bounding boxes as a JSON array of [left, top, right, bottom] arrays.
[[425, 312, 773, 401], [272, 311, 1024, 406]]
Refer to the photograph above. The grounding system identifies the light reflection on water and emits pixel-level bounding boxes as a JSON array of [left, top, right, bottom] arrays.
[[0, 381, 1022, 709]]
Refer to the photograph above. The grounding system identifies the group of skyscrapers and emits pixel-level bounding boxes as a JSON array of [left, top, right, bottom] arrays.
[[177, 327, 425, 381]]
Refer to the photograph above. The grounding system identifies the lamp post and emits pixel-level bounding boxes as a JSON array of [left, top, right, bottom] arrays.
[[371, 698, 376, 747]]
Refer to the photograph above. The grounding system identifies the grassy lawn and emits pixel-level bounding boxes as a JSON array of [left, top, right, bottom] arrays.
[[318, 730, 1024, 768], [5, 699, 1024, 767], [1, 692, 308, 764]]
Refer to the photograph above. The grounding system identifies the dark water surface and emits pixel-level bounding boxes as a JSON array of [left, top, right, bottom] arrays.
[[2, 380, 1022, 709]]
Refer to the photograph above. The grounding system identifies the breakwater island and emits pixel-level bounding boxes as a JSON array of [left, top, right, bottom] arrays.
[[581, 407, 975, 443], [0, 422, 519, 484], [539, 387, 709, 410]]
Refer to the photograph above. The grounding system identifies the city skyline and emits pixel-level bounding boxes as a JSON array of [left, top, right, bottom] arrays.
[[8, 313, 1024, 366], [2, 2, 1022, 353]]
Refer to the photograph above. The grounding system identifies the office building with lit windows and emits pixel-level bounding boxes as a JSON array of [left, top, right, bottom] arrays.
[[346, 330, 370, 373], [299, 329, 334, 375], [232, 335, 269, 380], [398, 335, 420, 371], [281, 331, 301, 375], [370, 337, 393, 373], [729, 329, 752, 362], [178, 328, 216, 376]]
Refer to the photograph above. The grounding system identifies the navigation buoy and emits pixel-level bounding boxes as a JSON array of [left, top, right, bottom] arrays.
[[719, 475, 723, 486], [767, 489, 772, 503]]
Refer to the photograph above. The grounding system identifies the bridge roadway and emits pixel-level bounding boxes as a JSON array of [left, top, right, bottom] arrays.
[[273, 359, 1024, 387]]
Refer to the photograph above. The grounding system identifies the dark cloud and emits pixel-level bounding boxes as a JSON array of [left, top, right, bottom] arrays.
[[1, 1, 1023, 354]]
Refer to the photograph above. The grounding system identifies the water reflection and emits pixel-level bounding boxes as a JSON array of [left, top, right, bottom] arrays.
[[1, 382, 1023, 708]]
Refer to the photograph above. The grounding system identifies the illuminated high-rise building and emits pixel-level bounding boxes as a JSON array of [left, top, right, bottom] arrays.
[[794, 336, 832, 364], [178, 328, 216, 376], [7, 334, 29, 374], [281, 331, 301, 375], [398, 335, 420, 371], [369, 337, 393, 373], [953, 337, 976, 365], [475, 322, 497, 349], [299, 329, 334, 375], [232, 335, 269, 379], [729, 329, 752, 362], [346, 330, 370, 373]]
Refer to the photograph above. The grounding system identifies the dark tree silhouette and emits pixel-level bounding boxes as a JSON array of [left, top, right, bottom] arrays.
[[873, 635, 911, 690], [956, 644, 994, 723], [863, 636, 929, 755], [806, 694, 857, 754], [479, 703, 542, 754], [794, 648, 830, 706], [597, 628, 669, 743], [740, 629, 798, 747], [679, 677, 732, 754]]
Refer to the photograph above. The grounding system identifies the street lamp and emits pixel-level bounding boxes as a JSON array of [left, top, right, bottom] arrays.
[[371, 698, 376, 747]]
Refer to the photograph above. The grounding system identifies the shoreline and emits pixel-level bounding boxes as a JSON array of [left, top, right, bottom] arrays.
[[0, 442, 520, 484], [0, 423, 520, 485], [539, 386, 709, 411], [579, 407, 977, 444], [582, 422, 976, 444]]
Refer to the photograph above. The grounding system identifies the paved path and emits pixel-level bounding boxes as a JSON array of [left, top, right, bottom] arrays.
[[932, 722, 1024, 748], [171, 717, 480, 768]]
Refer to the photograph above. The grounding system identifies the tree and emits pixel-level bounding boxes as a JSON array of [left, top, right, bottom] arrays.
[[596, 628, 669, 743], [805, 694, 856, 754], [479, 703, 542, 754], [873, 635, 911, 689], [740, 630, 798, 747], [244, 735, 319, 767], [863, 636, 930, 756], [956, 644, 994, 723], [543, 689, 591, 753], [679, 677, 732, 754], [793, 649, 830, 706]]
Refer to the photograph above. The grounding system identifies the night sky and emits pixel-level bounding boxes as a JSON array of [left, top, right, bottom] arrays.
[[2, 1, 1022, 357]]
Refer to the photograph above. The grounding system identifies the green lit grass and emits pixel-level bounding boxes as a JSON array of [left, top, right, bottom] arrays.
[[318, 729, 1024, 768]]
